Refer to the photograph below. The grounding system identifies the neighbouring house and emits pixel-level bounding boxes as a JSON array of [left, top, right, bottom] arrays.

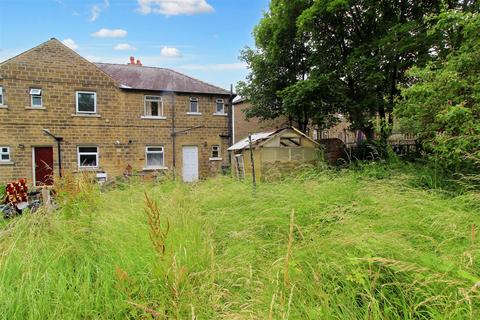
[[232, 97, 358, 144], [232, 97, 290, 143], [0, 38, 233, 185], [228, 127, 319, 180]]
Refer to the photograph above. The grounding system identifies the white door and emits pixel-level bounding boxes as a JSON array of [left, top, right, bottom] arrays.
[[182, 146, 199, 182]]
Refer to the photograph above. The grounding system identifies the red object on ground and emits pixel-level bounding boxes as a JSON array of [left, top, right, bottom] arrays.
[[5, 179, 28, 205]]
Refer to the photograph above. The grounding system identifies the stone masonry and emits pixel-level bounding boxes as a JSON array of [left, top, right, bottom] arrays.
[[0, 39, 231, 185]]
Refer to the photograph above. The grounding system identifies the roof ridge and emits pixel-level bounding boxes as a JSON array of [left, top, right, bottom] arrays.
[[94, 62, 169, 71], [94, 62, 230, 94]]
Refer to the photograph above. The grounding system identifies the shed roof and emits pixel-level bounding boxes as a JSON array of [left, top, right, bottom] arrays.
[[228, 131, 274, 151], [95, 63, 230, 95], [228, 127, 319, 151]]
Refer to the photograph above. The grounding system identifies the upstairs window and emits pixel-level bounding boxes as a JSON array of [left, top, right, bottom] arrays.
[[0, 146, 10, 162], [211, 145, 221, 159], [215, 99, 225, 114], [0, 87, 3, 105], [145, 146, 165, 168], [30, 88, 42, 107], [76, 91, 96, 114], [189, 97, 199, 113], [144, 96, 163, 117], [77, 146, 99, 168]]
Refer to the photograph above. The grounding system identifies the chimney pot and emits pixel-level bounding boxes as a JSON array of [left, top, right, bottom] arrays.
[[136, 59, 142, 66], [129, 56, 135, 64]]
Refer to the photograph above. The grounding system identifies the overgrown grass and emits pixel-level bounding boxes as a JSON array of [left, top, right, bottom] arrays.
[[0, 166, 479, 319]]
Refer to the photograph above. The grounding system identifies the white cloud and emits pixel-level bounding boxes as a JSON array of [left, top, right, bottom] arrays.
[[89, 0, 110, 22], [114, 43, 138, 51], [179, 62, 247, 71], [161, 46, 182, 58], [90, 5, 101, 21], [92, 28, 128, 38], [61, 38, 79, 50], [137, 0, 214, 16]]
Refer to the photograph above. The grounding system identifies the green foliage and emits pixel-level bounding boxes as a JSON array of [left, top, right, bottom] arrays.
[[239, 0, 476, 138], [237, 0, 313, 130], [0, 167, 479, 318], [395, 10, 480, 173], [0, 185, 5, 202]]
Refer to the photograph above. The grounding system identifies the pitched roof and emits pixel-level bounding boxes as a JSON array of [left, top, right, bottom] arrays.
[[228, 127, 319, 151], [233, 96, 247, 104], [95, 63, 230, 95], [228, 131, 274, 151]]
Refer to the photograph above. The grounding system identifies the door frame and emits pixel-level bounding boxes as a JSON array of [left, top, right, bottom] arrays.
[[182, 145, 199, 182], [32, 145, 54, 186]]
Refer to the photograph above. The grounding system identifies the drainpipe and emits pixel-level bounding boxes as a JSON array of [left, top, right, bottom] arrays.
[[42, 129, 63, 178], [228, 84, 234, 164], [170, 92, 176, 180]]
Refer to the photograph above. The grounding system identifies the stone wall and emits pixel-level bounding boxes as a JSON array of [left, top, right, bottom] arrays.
[[0, 39, 230, 184]]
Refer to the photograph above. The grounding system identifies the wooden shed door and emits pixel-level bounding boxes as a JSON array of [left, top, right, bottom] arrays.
[[34, 147, 54, 186]]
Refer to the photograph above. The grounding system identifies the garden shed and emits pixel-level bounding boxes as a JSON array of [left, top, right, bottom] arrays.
[[228, 127, 319, 180]]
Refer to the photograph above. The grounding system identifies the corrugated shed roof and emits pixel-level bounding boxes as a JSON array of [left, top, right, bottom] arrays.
[[228, 127, 319, 151], [228, 132, 274, 151], [95, 63, 230, 95], [233, 96, 247, 104]]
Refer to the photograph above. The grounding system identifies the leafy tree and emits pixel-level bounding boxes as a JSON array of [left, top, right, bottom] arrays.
[[239, 0, 474, 140], [237, 0, 313, 132], [395, 10, 480, 172]]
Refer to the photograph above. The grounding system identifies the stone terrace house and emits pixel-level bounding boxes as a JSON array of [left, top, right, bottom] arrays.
[[0, 38, 232, 185]]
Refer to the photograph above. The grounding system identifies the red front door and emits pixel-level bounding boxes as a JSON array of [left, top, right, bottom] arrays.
[[34, 147, 54, 186]]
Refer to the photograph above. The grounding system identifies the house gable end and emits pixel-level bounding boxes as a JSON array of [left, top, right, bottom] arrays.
[[0, 39, 117, 87]]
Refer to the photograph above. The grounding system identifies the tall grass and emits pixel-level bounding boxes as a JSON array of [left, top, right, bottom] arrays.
[[0, 167, 479, 319]]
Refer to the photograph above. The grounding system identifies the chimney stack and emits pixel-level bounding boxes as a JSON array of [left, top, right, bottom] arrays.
[[129, 56, 135, 64], [136, 59, 142, 66]]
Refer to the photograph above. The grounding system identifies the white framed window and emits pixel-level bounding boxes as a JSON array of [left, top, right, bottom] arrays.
[[215, 99, 225, 114], [0, 87, 4, 105], [189, 97, 199, 113], [144, 95, 163, 118], [0, 146, 10, 162], [77, 146, 99, 168], [30, 88, 42, 107], [76, 91, 97, 114], [210, 145, 221, 160], [145, 146, 165, 169]]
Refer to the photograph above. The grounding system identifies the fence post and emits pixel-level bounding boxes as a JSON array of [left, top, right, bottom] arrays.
[[248, 135, 256, 192]]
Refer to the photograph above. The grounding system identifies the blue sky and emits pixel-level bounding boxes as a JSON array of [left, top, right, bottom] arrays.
[[0, 0, 270, 90]]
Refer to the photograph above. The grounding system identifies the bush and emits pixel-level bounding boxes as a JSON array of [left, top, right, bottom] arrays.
[[395, 11, 480, 175]]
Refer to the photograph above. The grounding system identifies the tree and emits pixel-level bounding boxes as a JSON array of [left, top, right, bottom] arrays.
[[239, 0, 473, 139], [237, 0, 313, 132], [395, 10, 480, 173]]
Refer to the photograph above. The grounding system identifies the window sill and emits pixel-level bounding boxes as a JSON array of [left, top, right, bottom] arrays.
[[141, 116, 167, 120], [209, 157, 223, 161], [186, 112, 202, 116], [25, 106, 47, 110], [0, 105, 8, 109], [72, 113, 101, 118], [213, 113, 227, 116], [143, 166, 168, 171], [77, 167, 100, 171], [0, 161, 14, 165]]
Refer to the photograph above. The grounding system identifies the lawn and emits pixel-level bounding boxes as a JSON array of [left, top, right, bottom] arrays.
[[0, 165, 479, 319]]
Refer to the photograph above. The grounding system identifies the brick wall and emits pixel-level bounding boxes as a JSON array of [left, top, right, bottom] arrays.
[[0, 39, 230, 185], [233, 100, 289, 143]]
